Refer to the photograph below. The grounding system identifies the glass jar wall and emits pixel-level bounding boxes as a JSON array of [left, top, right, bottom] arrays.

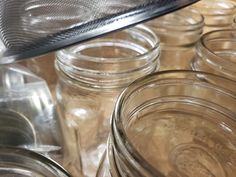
[[146, 8, 204, 71], [0, 147, 71, 177], [97, 71, 236, 177], [0, 64, 65, 165], [191, 0, 236, 33], [191, 30, 236, 81], [55, 25, 160, 177]]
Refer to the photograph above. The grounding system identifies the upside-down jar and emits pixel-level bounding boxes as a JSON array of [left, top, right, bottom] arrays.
[[146, 8, 204, 71], [97, 70, 236, 177], [55, 25, 160, 177], [0, 64, 66, 166]]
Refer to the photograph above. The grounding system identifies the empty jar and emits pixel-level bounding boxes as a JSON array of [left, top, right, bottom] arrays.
[[146, 8, 204, 70], [191, 0, 236, 33], [192, 29, 236, 81], [0, 64, 65, 164], [55, 25, 160, 177], [97, 71, 236, 177], [0, 147, 71, 177]]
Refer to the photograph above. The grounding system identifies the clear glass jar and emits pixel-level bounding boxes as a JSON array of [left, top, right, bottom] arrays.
[[0, 64, 65, 164], [146, 8, 204, 71], [20, 53, 58, 98], [97, 71, 236, 177], [0, 147, 71, 177], [191, 0, 236, 33], [191, 29, 236, 81], [55, 25, 160, 177]]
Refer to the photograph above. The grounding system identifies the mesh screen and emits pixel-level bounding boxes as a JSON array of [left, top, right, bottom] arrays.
[[0, 0, 199, 63]]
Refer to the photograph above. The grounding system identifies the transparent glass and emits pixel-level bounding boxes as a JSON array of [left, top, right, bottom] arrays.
[[192, 29, 236, 81], [191, 0, 236, 33], [0, 147, 71, 177], [55, 25, 160, 177], [97, 71, 236, 177], [20, 53, 58, 98], [0, 64, 65, 164], [233, 15, 236, 29], [146, 8, 204, 71]]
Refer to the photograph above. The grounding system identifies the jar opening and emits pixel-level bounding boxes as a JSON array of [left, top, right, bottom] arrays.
[[195, 30, 236, 78], [146, 9, 204, 47], [112, 71, 236, 176], [56, 25, 160, 88], [192, 0, 236, 15]]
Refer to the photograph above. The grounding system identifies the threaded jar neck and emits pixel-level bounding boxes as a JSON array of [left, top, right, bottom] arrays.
[[0, 147, 71, 177], [146, 8, 204, 47], [56, 25, 160, 89], [192, 0, 236, 27], [110, 71, 236, 177], [192, 29, 236, 81]]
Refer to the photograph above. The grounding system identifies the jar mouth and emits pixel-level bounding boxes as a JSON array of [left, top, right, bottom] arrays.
[[0, 147, 71, 177], [197, 29, 236, 74], [147, 8, 204, 32], [57, 25, 159, 63], [56, 25, 160, 88], [112, 70, 236, 176], [192, 0, 236, 15]]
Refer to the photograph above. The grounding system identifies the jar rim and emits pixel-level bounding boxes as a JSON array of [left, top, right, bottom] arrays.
[[149, 8, 204, 32], [192, 0, 236, 15], [0, 146, 71, 177], [197, 29, 236, 73], [56, 24, 160, 63], [55, 24, 160, 89], [111, 70, 236, 176]]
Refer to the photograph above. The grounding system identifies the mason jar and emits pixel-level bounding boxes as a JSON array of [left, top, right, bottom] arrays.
[[0, 147, 71, 177], [191, 0, 236, 33], [97, 71, 236, 177], [55, 25, 160, 177], [146, 8, 204, 71], [0, 64, 66, 166], [191, 29, 236, 81]]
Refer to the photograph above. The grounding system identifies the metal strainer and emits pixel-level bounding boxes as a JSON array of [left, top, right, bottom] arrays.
[[0, 0, 199, 63]]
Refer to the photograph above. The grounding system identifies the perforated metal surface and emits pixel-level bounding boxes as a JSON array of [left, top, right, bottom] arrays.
[[0, 0, 200, 63]]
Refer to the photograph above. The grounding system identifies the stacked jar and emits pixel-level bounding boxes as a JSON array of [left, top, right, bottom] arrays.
[[192, 30, 236, 81], [97, 71, 236, 177], [146, 8, 204, 71], [55, 25, 160, 177], [191, 0, 236, 33]]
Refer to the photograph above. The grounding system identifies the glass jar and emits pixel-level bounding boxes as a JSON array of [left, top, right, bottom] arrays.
[[0, 64, 65, 164], [20, 53, 58, 98], [97, 71, 236, 177], [0, 147, 71, 177], [146, 8, 204, 71], [191, 0, 236, 33], [55, 25, 160, 177], [191, 29, 236, 81]]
